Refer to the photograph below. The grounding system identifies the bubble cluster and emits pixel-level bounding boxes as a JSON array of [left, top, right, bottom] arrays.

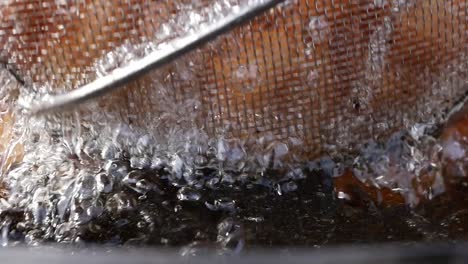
[[307, 16, 329, 44], [0, 60, 310, 246], [351, 127, 446, 206]]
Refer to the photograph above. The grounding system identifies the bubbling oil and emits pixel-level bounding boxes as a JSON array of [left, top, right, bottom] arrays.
[[0, 0, 466, 249]]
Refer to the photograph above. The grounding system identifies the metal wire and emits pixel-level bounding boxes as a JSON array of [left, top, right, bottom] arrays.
[[31, 0, 286, 113]]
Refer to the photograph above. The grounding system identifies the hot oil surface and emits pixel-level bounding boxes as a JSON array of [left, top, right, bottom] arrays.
[[0, 102, 467, 250]]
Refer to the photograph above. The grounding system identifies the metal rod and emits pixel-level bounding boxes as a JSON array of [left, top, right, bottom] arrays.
[[32, 0, 285, 114]]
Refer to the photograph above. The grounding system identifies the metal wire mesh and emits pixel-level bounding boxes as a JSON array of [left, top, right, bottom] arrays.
[[0, 0, 466, 157]]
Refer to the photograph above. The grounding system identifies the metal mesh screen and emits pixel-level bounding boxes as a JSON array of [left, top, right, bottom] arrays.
[[0, 0, 466, 157]]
